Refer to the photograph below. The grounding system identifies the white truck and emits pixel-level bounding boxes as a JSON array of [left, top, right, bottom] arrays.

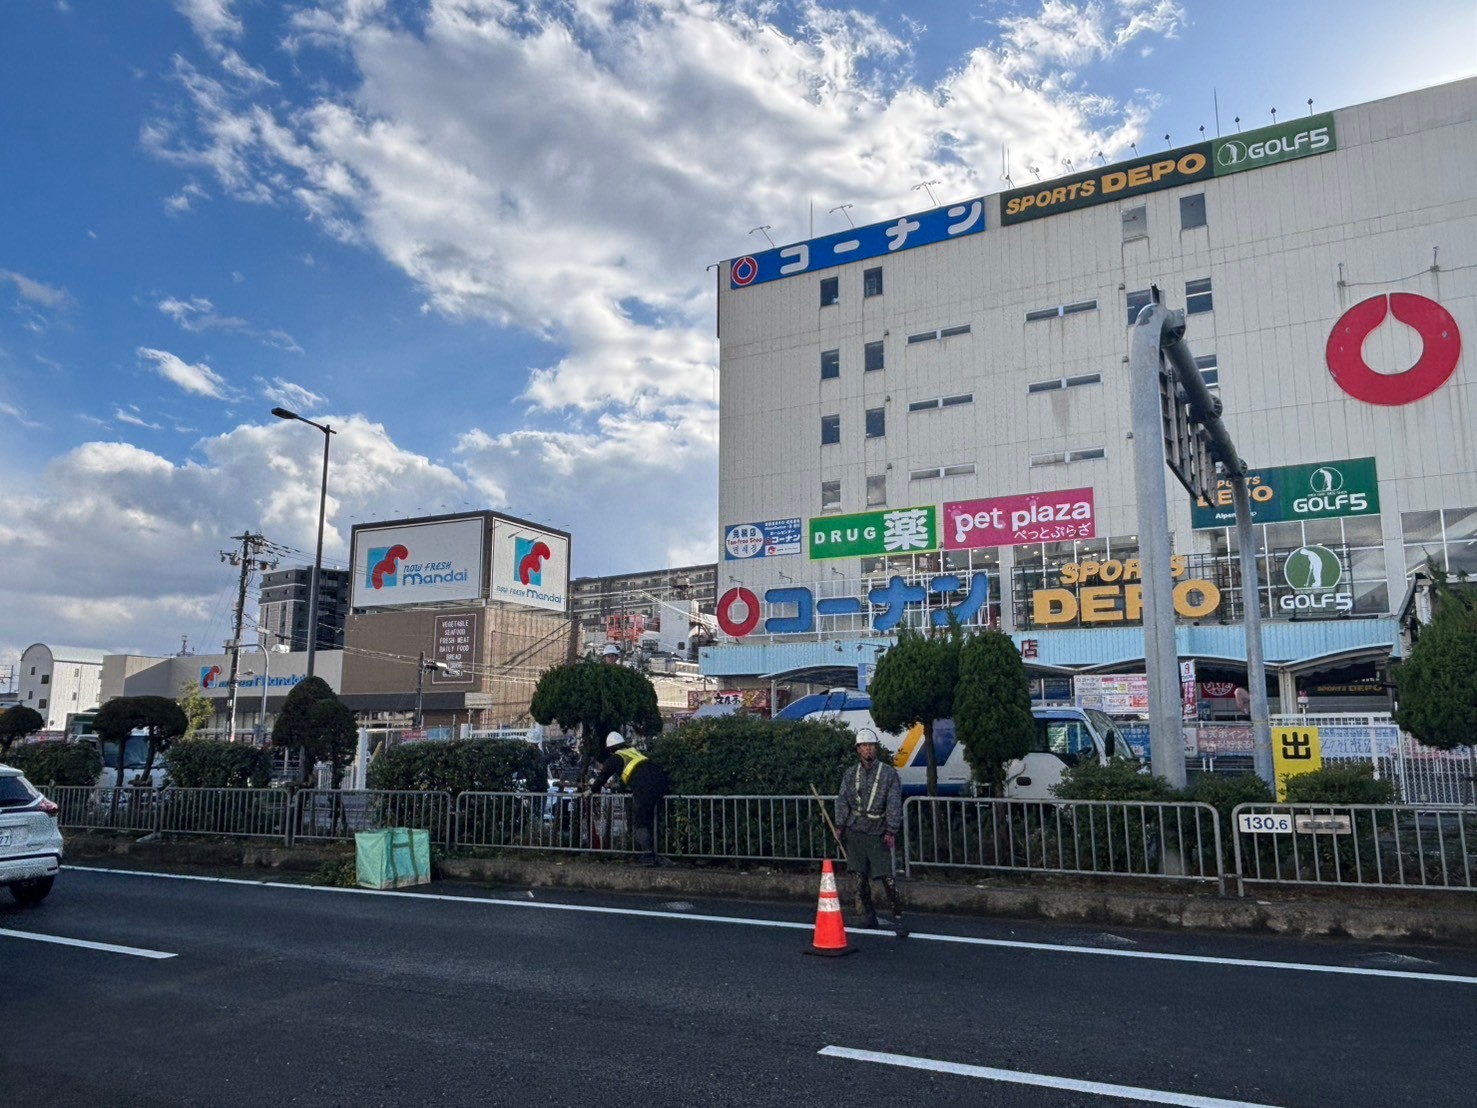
[[774, 689, 1139, 798]]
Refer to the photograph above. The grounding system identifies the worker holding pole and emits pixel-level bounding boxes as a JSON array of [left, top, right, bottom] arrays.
[[835, 728, 906, 935]]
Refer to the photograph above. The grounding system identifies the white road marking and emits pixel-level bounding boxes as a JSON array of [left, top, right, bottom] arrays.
[[64, 866, 1477, 985], [0, 927, 176, 960], [820, 1046, 1282, 1107]]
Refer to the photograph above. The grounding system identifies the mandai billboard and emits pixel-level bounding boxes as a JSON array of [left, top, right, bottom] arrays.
[[490, 519, 570, 612], [350, 517, 484, 609]]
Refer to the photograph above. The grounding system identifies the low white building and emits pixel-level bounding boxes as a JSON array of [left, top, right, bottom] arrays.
[[17, 644, 105, 732]]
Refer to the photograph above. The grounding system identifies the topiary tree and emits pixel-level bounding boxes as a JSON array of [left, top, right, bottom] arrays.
[[5, 741, 102, 786], [309, 698, 359, 789], [529, 661, 661, 779], [177, 680, 215, 741], [868, 623, 961, 795], [271, 677, 349, 785], [0, 705, 46, 755], [93, 695, 187, 818], [952, 629, 1036, 796], [164, 740, 272, 788], [1394, 578, 1477, 750]]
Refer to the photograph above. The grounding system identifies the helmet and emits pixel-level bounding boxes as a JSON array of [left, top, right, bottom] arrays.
[[605, 731, 626, 750], [854, 728, 879, 746], [602, 644, 620, 656]]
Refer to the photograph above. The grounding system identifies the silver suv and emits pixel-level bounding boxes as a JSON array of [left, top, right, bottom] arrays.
[[0, 764, 64, 905]]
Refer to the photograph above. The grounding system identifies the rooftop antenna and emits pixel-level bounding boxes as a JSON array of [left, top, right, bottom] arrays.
[[1307, 97, 1314, 116], [1095, 150, 1106, 165], [1164, 133, 1172, 149], [1270, 106, 1278, 124], [1213, 87, 1221, 137], [1233, 115, 1241, 132], [913, 180, 941, 205], [1000, 145, 1013, 186], [1062, 157, 1073, 172], [1198, 125, 1206, 142], [829, 203, 855, 228], [1028, 165, 1041, 180], [749, 225, 775, 248], [1129, 142, 1138, 157]]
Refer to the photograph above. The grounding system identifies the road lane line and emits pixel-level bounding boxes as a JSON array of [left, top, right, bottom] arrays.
[[819, 1046, 1282, 1107], [66, 866, 1477, 985], [0, 927, 176, 959]]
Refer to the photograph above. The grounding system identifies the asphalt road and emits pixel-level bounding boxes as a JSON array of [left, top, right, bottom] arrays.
[[4, 866, 1476, 1107]]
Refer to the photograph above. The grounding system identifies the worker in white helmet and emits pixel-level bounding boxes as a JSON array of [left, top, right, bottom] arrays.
[[588, 731, 671, 866]]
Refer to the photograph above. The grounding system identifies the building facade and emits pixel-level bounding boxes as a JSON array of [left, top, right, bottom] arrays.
[[258, 566, 350, 653], [570, 563, 718, 651], [17, 644, 106, 732], [707, 79, 1475, 716]]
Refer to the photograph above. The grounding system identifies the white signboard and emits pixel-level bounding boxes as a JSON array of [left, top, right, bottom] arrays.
[[489, 519, 570, 613], [350, 517, 485, 609]]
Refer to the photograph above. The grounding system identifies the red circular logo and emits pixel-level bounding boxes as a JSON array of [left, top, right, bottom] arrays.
[[716, 586, 761, 637], [1326, 293, 1461, 406], [730, 256, 759, 287]]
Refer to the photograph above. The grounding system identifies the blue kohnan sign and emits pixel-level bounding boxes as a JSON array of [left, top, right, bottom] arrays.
[[728, 198, 987, 289]]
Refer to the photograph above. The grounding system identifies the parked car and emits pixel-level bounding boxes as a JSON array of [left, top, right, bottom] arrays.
[[87, 734, 169, 789], [0, 764, 64, 905]]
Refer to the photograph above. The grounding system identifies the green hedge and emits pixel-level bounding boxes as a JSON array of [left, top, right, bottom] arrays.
[[367, 738, 546, 794], [164, 740, 272, 788], [648, 715, 858, 796], [5, 742, 103, 787], [1283, 762, 1397, 804]]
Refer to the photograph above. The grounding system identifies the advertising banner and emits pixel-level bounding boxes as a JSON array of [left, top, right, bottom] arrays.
[[728, 199, 986, 289], [1273, 726, 1324, 800], [1192, 457, 1379, 529], [944, 487, 1095, 549], [1212, 113, 1336, 176], [431, 614, 477, 684], [489, 519, 569, 613], [1001, 144, 1213, 225], [350, 517, 484, 609], [1074, 674, 1149, 714], [808, 505, 939, 560], [724, 518, 802, 559]]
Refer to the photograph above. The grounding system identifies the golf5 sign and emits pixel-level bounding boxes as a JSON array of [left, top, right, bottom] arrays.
[[1280, 545, 1353, 614], [1192, 458, 1379, 529], [1212, 113, 1336, 175]]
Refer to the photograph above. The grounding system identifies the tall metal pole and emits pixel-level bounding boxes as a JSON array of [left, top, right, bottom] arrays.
[[1233, 482, 1275, 783], [257, 641, 272, 744], [1130, 303, 1188, 788], [414, 651, 427, 730], [307, 426, 331, 679]]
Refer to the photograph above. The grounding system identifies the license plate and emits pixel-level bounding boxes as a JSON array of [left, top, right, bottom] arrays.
[[0, 830, 11, 847]]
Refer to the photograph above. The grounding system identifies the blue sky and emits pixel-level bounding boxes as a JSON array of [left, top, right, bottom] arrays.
[[1, 0, 1473, 665]]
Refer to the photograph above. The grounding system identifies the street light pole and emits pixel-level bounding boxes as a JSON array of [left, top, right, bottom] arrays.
[[413, 652, 447, 731], [271, 407, 336, 678]]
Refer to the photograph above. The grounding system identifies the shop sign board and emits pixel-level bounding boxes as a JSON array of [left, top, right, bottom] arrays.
[[808, 505, 938, 560], [489, 519, 569, 612], [724, 518, 802, 559], [1192, 457, 1379, 529], [351, 517, 484, 609], [943, 487, 1095, 549], [1212, 113, 1336, 176]]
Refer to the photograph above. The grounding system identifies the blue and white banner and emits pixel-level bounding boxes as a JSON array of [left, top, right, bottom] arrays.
[[728, 198, 987, 290], [723, 518, 803, 559]]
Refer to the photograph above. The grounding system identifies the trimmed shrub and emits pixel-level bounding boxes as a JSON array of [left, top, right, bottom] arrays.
[[1051, 759, 1178, 802], [649, 715, 858, 796], [367, 738, 546, 794], [1283, 762, 1398, 805], [6, 742, 103, 787], [164, 740, 272, 788]]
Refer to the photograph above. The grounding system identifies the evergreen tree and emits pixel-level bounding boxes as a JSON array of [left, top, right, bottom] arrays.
[[1394, 580, 1477, 750], [868, 623, 961, 796], [177, 680, 214, 741], [529, 661, 661, 778], [953, 630, 1037, 795], [0, 706, 45, 755]]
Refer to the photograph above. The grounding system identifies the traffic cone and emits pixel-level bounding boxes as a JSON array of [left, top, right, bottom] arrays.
[[803, 858, 856, 957]]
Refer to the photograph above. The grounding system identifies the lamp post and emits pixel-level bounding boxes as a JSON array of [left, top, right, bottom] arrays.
[[256, 641, 291, 743], [271, 407, 336, 678], [229, 668, 253, 742]]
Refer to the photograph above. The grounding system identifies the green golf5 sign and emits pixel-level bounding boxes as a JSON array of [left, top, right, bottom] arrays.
[[809, 505, 939, 560], [1192, 457, 1379, 529], [1212, 113, 1336, 175]]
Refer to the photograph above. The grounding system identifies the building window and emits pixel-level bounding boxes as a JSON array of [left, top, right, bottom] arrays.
[[863, 267, 883, 297], [1122, 206, 1147, 240], [821, 480, 842, 512], [1402, 506, 1477, 576], [907, 323, 971, 344], [910, 463, 976, 481], [1126, 288, 1153, 326], [1194, 354, 1219, 389], [40, 674, 50, 685], [38, 699, 47, 712], [821, 414, 840, 445], [1180, 193, 1207, 230], [1028, 372, 1102, 394], [820, 276, 839, 307], [864, 340, 885, 372], [909, 393, 974, 412], [866, 474, 887, 506], [1025, 301, 1098, 323], [1030, 446, 1105, 467], [1186, 277, 1213, 314], [820, 349, 840, 380], [865, 407, 886, 438]]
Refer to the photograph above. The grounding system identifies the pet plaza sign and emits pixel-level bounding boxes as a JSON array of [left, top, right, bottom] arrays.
[[1028, 555, 1223, 627]]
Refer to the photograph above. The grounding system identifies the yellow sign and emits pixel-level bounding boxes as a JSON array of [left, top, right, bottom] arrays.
[[1031, 556, 1222, 626], [1272, 726, 1323, 801]]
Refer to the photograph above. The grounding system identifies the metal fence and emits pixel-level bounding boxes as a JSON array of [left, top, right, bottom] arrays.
[[662, 795, 837, 863], [50, 786, 291, 841], [295, 790, 453, 847], [1232, 803, 1477, 896], [902, 797, 1224, 884], [453, 791, 632, 854]]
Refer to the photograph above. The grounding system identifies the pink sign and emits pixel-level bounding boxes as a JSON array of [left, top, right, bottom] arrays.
[[943, 487, 1096, 549]]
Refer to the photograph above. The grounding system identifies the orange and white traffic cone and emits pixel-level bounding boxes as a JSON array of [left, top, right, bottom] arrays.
[[803, 858, 856, 957]]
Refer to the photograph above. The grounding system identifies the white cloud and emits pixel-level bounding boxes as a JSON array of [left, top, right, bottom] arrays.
[[156, 295, 304, 351], [115, 407, 164, 430], [1, 401, 43, 429], [137, 346, 235, 399], [257, 376, 328, 412], [0, 268, 72, 310]]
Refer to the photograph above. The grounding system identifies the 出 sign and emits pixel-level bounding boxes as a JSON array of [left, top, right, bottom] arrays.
[[808, 506, 938, 560], [944, 488, 1095, 549], [1192, 457, 1379, 529]]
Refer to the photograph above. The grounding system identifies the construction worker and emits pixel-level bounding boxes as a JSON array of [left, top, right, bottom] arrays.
[[836, 727, 906, 934], [588, 731, 671, 866]]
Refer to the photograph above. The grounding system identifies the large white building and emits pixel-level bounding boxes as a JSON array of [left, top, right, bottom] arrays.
[[17, 644, 105, 732], [706, 78, 1475, 717]]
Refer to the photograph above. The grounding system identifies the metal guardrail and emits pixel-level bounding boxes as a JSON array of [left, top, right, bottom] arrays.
[[294, 790, 453, 846], [49, 786, 291, 842], [453, 791, 631, 853], [662, 795, 837, 862], [1232, 803, 1477, 896], [902, 797, 1224, 884]]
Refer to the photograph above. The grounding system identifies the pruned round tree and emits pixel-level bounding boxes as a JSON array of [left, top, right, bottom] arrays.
[[93, 695, 187, 817], [271, 676, 347, 784], [953, 629, 1036, 796], [0, 705, 45, 756], [867, 623, 961, 796], [1395, 580, 1477, 750], [529, 660, 661, 775]]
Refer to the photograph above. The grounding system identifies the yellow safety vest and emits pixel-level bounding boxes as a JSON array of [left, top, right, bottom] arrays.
[[614, 747, 648, 785]]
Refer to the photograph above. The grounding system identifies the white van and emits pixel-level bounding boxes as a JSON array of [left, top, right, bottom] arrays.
[[774, 690, 1139, 799], [89, 734, 170, 790]]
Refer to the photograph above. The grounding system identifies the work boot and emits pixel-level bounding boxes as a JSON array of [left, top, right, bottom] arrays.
[[634, 827, 657, 866], [855, 876, 879, 929], [882, 877, 909, 937]]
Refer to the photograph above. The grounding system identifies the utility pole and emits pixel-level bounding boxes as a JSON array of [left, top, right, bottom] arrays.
[[221, 532, 277, 742]]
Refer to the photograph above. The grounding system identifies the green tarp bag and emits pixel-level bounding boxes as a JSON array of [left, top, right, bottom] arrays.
[[355, 828, 432, 889]]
